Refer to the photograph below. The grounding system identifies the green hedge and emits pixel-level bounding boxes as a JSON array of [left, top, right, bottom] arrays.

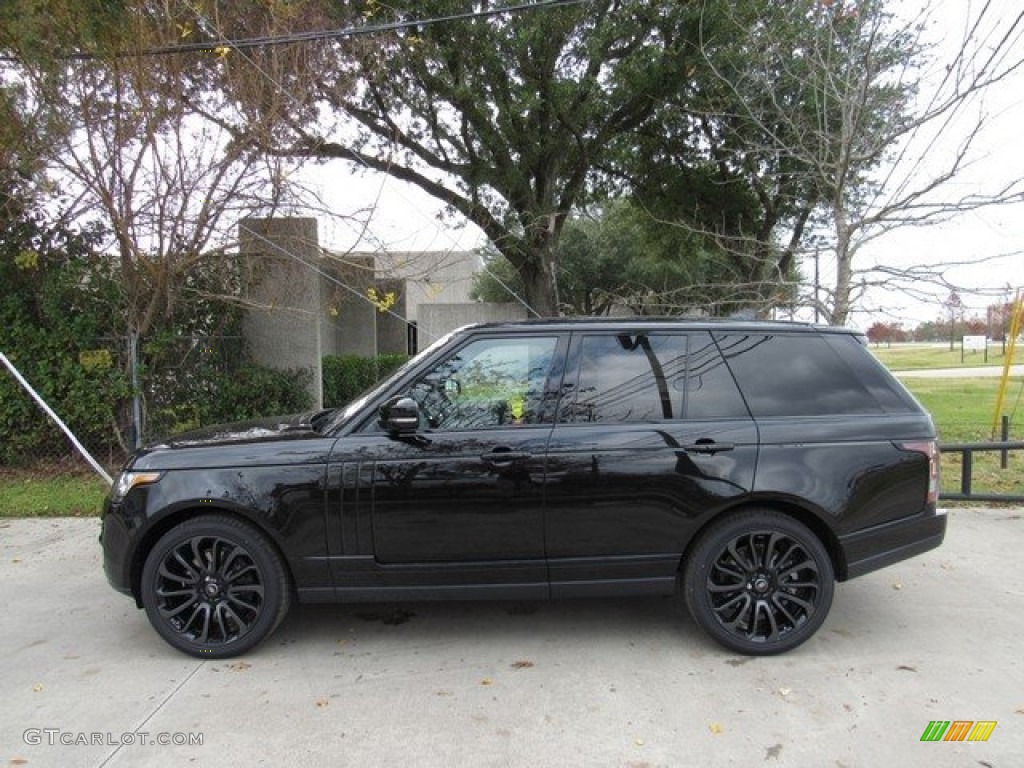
[[322, 354, 408, 407], [144, 363, 312, 438]]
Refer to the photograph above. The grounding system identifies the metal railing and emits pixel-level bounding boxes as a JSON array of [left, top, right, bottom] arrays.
[[939, 440, 1024, 503]]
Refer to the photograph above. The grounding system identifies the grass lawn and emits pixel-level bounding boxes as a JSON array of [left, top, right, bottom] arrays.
[[869, 343, 1011, 370], [0, 470, 109, 518], [899, 376, 1024, 500]]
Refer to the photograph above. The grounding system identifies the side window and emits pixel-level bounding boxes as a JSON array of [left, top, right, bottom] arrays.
[[408, 336, 558, 430], [560, 334, 688, 422], [825, 333, 918, 412], [685, 332, 749, 420], [714, 333, 883, 417]]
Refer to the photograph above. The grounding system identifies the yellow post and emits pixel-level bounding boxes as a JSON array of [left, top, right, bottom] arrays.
[[992, 290, 1022, 439]]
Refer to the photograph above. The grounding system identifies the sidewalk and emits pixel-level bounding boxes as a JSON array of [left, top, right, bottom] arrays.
[[893, 364, 1024, 378]]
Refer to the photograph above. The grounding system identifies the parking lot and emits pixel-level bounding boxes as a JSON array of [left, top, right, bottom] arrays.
[[1, 508, 1021, 768]]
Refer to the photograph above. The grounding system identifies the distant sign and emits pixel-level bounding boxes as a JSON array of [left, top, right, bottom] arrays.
[[963, 335, 987, 351]]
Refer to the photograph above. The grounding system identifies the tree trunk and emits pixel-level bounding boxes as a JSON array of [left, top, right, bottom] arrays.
[[519, 255, 561, 317], [831, 203, 854, 327]]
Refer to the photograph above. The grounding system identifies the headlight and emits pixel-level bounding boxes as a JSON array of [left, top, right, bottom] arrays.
[[111, 471, 162, 500]]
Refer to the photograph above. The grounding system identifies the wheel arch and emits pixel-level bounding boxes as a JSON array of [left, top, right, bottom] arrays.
[[682, 498, 845, 581], [129, 505, 293, 607]]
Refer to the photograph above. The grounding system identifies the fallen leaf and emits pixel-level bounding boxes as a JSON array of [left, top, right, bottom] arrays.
[[634, 738, 645, 746], [480, 678, 493, 686], [32, 683, 44, 692], [316, 698, 329, 708], [709, 722, 723, 734], [228, 661, 251, 672], [896, 665, 917, 672], [778, 688, 792, 697], [1015, 706, 1024, 715], [510, 660, 534, 669], [892, 582, 903, 591], [10, 759, 28, 766]]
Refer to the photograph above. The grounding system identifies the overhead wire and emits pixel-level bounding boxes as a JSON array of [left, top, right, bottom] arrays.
[[173, 0, 543, 325], [0, 0, 590, 62]]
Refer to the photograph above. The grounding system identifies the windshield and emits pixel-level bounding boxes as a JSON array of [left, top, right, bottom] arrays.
[[322, 329, 462, 433]]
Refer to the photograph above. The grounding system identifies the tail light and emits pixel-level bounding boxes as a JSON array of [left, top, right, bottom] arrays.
[[899, 440, 940, 505]]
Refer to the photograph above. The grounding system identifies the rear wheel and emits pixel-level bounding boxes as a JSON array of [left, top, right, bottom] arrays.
[[684, 510, 834, 655], [140, 515, 291, 658]]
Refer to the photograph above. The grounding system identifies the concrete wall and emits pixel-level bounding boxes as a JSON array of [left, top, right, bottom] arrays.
[[319, 255, 376, 358], [239, 217, 324, 408], [242, 223, 527, 397], [418, 302, 529, 346], [372, 277, 409, 356], [373, 251, 479, 322]]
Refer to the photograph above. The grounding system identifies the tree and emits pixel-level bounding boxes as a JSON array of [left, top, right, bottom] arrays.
[[865, 321, 907, 346], [1, 3, 326, 448], [223, 0, 720, 316], [607, 1, 816, 317], [691, 0, 1024, 325], [473, 200, 787, 316], [2, 1, 323, 338]]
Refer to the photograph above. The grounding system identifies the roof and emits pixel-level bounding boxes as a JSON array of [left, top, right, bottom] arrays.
[[459, 316, 859, 335]]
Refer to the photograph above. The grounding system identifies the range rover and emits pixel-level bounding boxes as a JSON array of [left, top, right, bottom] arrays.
[[101, 319, 944, 657]]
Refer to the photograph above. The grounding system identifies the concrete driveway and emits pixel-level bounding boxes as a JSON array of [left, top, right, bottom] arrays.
[[1, 510, 1021, 768]]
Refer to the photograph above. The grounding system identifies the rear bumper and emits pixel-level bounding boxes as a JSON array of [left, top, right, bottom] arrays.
[[838, 508, 947, 580]]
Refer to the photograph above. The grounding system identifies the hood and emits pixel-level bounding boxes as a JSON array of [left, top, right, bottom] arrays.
[[149, 409, 333, 450]]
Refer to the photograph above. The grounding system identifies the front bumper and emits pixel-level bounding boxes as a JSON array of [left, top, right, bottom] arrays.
[[838, 507, 947, 580], [100, 502, 135, 597]]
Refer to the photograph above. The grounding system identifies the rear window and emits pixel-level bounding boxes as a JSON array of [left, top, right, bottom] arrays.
[[714, 333, 883, 417]]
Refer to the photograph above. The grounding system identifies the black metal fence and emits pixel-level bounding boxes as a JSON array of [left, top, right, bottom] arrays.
[[939, 440, 1024, 503]]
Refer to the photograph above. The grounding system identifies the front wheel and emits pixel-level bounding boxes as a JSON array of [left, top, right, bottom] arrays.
[[140, 515, 291, 658], [684, 510, 834, 655]]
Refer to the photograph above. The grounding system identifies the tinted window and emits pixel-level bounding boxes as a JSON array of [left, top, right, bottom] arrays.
[[715, 333, 882, 417], [686, 332, 749, 419], [561, 334, 686, 422], [409, 336, 558, 429], [558, 333, 747, 423], [825, 334, 918, 412]]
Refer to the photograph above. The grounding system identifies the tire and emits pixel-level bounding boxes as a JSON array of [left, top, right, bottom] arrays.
[[684, 510, 834, 655], [140, 515, 291, 659]]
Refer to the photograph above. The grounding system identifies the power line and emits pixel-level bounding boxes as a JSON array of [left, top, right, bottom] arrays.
[[177, 0, 541, 319], [3, 0, 590, 62]]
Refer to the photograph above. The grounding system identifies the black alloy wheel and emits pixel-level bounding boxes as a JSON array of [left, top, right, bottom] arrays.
[[141, 515, 291, 658], [684, 510, 834, 655]]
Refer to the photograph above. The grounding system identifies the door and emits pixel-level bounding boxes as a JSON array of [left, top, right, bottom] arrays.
[[366, 334, 563, 565], [544, 331, 759, 596]]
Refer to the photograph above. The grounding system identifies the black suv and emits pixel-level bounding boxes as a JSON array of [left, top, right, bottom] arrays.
[[101, 319, 944, 658]]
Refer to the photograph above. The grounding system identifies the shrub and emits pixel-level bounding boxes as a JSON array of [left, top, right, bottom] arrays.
[[322, 354, 408, 407]]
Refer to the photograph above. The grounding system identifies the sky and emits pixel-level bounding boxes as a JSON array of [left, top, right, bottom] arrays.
[[299, 0, 1024, 331]]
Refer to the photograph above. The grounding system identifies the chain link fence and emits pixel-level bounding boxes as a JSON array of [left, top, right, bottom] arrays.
[[0, 334, 310, 478]]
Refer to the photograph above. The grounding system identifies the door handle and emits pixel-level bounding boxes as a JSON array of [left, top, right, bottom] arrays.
[[480, 450, 532, 463], [680, 440, 735, 455]]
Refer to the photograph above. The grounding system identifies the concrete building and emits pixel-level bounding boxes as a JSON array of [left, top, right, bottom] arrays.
[[240, 217, 526, 407]]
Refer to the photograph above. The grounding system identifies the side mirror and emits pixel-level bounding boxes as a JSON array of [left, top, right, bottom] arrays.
[[379, 396, 420, 435]]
